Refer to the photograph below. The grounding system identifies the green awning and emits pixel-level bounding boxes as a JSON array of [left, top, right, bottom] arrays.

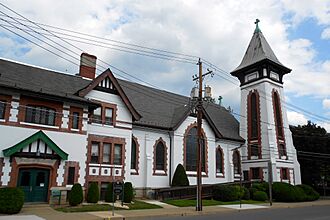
[[2, 130, 68, 160]]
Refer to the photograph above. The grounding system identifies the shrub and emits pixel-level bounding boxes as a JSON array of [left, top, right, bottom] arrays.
[[105, 183, 116, 203], [252, 182, 269, 195], [87, 182, 99, 203], [296, 184, 320, 201], [69, 183, 83, 206], [253, 191, 268, 201], [249, 187, 257, 199], [0, 187, 24, 214], [242, 187, 250, 200], [213, 185, 240, 202], [123, 182, 134, 203], [293, 186, 306, 202], [272, 182, 296, 202], [171, 164, 189, 187]]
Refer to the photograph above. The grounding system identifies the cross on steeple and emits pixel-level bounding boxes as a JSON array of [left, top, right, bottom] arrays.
[[254, 18, 261, 33]]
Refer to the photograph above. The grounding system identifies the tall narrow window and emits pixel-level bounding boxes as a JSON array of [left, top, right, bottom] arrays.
[[0, 101, 5, 119], [72, 112, 79, 129], [113, 144, 122, 165], [248, 91, 261, 159], [131, 138, 137, 170], [185, 127, 206, 172], [233, 150, 241, 175], [250, 93, 258, 139], [279, 144, 287, 157], [67, 167, 75, 185], [273, 92, 284, 139], [105, 108, 113, 125], [91, 142, 99, 163], [103, 143, 111, 164], [155, 141, 165, 170], [216, 147, 224, 175], [92, 107, 102, 123]]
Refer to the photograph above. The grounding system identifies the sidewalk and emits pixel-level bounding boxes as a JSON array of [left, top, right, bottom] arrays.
[[2, 199, 330, 220]]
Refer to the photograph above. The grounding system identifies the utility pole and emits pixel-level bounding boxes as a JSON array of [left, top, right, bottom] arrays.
[[192, 59, 212, 211], [268, 161, 273, 206]]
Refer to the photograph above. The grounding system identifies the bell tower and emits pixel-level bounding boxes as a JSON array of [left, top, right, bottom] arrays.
[[230, 20, 301, 184]]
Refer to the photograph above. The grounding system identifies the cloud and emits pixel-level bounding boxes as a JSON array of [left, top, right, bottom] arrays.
[[323, 99, 330, 109], [0, 0, 329, 121], [287, 111, 308, 125], [321, 27, 330, 39]]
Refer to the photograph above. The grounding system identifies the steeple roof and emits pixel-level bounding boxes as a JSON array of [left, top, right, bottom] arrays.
[[233, 21, 286, 72]]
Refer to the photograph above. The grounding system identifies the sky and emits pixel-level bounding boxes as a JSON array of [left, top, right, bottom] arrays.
[[0, 0, 329, 131]]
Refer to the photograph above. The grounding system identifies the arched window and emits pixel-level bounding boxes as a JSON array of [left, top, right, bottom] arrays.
[[216, 147, 224, 175], [131, 137, 139, 171], [248, 91, 261, 158], [185, 126, 206, 172], [155, 140, 165, 171], [273, 91, 284, 139], [250, 93, 259, 139], [233, 150, 241, 175]]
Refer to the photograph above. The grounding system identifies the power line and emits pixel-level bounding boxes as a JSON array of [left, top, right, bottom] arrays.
[[0, 3, 328, 125]]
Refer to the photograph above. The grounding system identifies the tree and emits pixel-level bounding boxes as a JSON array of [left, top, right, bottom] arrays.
[[290, 121, 330, 187], [87, 182, 99, 203], [171, 164, 189, 187], [69, 183, 83, 206]]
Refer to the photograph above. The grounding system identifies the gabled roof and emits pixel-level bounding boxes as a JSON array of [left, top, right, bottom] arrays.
[[3, 130, 68, 160], [118, 79, 244, 142], [232, 29, 289, 73], [78, 69, 141, 121]]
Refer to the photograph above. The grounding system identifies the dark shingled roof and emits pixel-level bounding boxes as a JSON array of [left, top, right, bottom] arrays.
[[0, 58, 91, 103], [233, 30, 286, 72], [0, 58, 244, 142]]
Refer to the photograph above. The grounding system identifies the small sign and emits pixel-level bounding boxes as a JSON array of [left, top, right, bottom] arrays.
[[113, 181, 123, 195], [51, 190, 61, 197], [40, 183, 44, 187]]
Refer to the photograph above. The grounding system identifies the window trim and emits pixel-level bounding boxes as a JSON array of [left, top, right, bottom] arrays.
[[250, 167, 263, 181], [0, 94, 12, 122], [247, 90, 262, 160], [272, 89, 287, 159], [130, 136, 140, 175], [215, 146, 225, 178], [90, 102, 117, 126], [69, 106, 83, 131], [233, 150, 241, 176], [153, 137, 168, 176], [280, 167, 290, 182], [183, 123, 208, 176], [63, 161, 79, 186]]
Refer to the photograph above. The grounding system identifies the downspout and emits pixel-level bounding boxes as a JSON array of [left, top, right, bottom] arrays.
[[168, 131, 172, 186]]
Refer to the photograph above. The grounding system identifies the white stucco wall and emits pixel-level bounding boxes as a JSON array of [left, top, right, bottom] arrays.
[[240, 78, 301, 184]]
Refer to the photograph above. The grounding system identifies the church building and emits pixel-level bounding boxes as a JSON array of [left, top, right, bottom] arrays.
[[0, 22, 300, 203]]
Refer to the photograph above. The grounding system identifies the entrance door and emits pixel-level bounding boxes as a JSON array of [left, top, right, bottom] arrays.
[[18, 168, 50, 202]]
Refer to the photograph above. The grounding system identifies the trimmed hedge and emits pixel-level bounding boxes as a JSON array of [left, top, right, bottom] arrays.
[[213, 185, 240, 202], [296, 184, 319, 201], [105, 183, 116, 203], [87, 182, 99, 203], [253, 191, 268, 201], [0, 187, 24, 214], [69, 183, 83, 206], [123, 182, 134, 203], [252, 182, 269, 196], [242, 187, 250, 200], [272, 182, 296, 202], [171, 164, 189, 187]]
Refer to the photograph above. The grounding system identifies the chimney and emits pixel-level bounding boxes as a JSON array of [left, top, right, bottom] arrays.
[[79, 53, 97, 79]]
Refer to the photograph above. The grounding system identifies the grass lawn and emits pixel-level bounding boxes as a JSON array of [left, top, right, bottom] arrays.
[[55, 200, 162, 213], [164, 199, 265, 207]]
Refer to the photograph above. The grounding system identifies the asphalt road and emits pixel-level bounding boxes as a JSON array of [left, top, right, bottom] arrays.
[[145, 205, 330, 220]]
